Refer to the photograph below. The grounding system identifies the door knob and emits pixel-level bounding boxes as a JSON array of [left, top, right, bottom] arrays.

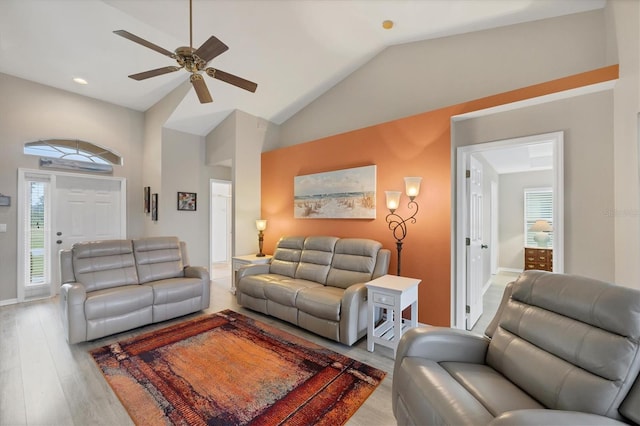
[[56, 240, 62, 244], [481, 244, 488, 249]]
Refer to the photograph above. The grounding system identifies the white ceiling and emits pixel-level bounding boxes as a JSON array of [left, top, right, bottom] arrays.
[[0, 0, 606, 136], [477, 142, 554, 174]]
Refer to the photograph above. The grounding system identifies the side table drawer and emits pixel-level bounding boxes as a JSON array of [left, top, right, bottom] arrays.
[[372, 291, 395, 306]]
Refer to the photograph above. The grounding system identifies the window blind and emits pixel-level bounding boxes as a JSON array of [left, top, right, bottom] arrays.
[[524, 188, 553, 247]]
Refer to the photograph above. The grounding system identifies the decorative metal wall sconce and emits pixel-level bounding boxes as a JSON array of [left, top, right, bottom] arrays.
[[385, 177, 422, 276]]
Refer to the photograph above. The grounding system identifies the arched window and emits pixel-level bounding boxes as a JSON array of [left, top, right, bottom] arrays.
[[24, 139, 122, 166]]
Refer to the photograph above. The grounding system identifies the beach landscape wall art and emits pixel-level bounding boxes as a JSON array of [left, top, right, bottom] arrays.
[[294, 165, 376, 219]]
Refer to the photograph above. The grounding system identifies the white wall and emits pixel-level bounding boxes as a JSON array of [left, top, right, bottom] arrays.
[[206, 110, 279, 257], [608, 0, 640, 288], [278, 10, 608, 147], [0, 73, 145, 302], [498, 171, 554, 271]]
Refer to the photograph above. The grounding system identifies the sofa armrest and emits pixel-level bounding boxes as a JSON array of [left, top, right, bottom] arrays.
[[339, 283, 368, 346], [236, 263, 271, 286], [60, 282, 87, 344], [488, 410, 629, 426], [184, 266, 211, 310], [396, 326, 490, 364]]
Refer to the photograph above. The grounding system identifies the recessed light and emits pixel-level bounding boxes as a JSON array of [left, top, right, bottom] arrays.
[[73, 77, 88, 85], [382, 20, 394, 30]]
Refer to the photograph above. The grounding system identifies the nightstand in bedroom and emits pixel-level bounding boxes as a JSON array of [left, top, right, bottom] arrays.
[[524, 247, 553, 272], [231, 254, 272, 294], [366, 274, 421, 355]]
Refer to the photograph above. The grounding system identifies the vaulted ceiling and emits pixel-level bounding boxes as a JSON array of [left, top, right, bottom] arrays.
[[0, 0, 606, 136]]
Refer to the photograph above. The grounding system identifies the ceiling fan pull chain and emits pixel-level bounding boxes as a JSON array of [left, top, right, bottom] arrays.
[[189, 0, 193, 50]]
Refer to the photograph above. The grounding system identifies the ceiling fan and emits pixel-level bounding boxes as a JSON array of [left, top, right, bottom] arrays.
[[113, 0, 257, 103]]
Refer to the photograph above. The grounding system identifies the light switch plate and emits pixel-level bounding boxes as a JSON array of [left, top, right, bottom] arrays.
[[0, 224, 6, 232]]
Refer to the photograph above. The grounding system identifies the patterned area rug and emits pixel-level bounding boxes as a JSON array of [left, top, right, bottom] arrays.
[[90, 310, 386, 425]]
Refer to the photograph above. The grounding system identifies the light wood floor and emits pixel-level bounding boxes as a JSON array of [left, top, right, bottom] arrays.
[[0, 268, 397, 426], [470, 271, 519, 334]]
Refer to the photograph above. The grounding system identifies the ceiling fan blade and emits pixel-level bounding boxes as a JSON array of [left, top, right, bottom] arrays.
[[190, 74, 213, 103], [205, 68, 258, 93], [129, 66, 181, 81], [194, 36, 229, 63], [113, 30, 175, 58]]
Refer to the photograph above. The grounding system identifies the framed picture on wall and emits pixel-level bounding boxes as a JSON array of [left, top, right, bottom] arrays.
[[143, 186, 150, 213], [177, 192, 197, 211], [151, 193, 158, 221], [293, 165, 376, 219]]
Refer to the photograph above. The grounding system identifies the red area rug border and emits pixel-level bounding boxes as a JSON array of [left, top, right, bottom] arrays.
[[90, 310, 386, 426]]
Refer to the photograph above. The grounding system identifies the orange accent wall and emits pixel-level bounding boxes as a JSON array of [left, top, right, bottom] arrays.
[[261, 65, 618, 326]]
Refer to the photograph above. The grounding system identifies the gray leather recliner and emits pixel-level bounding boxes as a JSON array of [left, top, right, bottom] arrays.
[[392, 270, 640, 425]]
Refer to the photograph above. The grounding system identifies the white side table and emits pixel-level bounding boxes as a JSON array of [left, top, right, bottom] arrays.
[[231, 254, 272, 294], [366, 274, 421, 355]]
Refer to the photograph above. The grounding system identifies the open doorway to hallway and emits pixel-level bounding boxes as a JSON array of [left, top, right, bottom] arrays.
[[210, 180, 232, 283], [454, 131, 564, 330]]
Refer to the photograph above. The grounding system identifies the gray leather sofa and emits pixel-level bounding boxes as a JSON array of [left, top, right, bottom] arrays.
[[236, 236, 390, 346], [392, 270, 640, 426], [59, 236, 210, 344]]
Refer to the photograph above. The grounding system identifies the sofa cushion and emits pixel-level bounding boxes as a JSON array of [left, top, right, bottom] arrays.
[[145, 277, 204, 305], [84, 285, 153, 320], [295, 236, 338, 284], [133, 236, 184, 284], [440, 362, 543, 416], [326, 238, 381, 289], [237, 274, 284, 299], [296, 286, 344, 321], [395, 357, 494, 425], [269, 236, 305, 278], [487, 271, 640, 418], [72, 240, 139, 292], [264, 278, 321, 307]]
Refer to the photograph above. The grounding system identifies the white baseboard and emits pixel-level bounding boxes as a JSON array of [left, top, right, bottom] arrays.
[[0, 298, 18, 307], [497, 267, 523, 274]]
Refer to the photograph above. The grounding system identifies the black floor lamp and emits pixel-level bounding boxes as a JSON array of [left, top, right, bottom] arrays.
[[385, 177, 421, 276]]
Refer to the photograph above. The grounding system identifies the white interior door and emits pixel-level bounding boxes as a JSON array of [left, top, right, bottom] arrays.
[[52, 174, 125, 289], [466, 155, 484, 329]]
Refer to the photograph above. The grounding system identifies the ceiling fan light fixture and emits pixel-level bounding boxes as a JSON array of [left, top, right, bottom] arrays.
[[113, 0, 257, 104]]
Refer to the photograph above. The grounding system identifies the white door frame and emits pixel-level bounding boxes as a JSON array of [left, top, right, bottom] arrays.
[[452, 131, 564, 329], [17, 168, 126, 302]]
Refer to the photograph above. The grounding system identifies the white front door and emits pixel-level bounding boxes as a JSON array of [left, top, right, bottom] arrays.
[[17, 169, 126, 301], [52, 175, 125, 289], [466, 155, 484, 329]]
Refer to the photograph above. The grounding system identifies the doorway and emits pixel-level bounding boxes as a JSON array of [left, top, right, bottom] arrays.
[[17, 169, 126, 302], [210, 180, 232, 278], [454, 131, 564, 330]]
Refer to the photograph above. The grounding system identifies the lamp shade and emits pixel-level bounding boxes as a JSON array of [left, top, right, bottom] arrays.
[[255, 219, 267, 231], [404, 177, 422, 199], [385, 191, 401, 212], [529, 220, 552, 232]]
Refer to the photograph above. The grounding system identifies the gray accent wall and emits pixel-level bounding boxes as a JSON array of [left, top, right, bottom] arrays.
[[278, 10, 608, 148], [454, 90, 615, 282]]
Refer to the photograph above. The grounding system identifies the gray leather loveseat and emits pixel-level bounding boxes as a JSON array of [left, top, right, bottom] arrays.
[[392, 270, 640, 425], [236, 236, 390, 346], [59, 236, 210, 344]]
